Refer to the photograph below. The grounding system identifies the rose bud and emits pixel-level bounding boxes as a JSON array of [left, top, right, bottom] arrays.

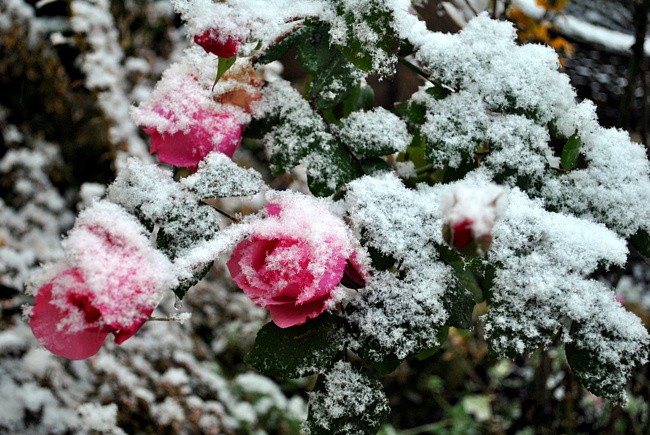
[[194, 29, 241, 58], [440, 182, 508, 257]]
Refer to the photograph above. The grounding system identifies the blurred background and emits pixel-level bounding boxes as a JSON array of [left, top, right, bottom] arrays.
[[1, 0, 649, 433]]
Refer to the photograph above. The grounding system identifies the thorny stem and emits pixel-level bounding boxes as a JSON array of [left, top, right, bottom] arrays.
[[398, 55, 431, 82], [398, 56, 448, 92], [203, 201, 241, 223], [148, 316, 173, 321], [463, 0, 479, 16]]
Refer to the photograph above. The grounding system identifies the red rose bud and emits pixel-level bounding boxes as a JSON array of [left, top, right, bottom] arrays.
[[443, 219, 493, 257], [194, 29, 241, 58]]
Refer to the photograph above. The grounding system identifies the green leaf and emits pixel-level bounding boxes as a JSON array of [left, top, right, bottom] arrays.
[[415, 326, 449, 360], [561, 134, 581, 170], [257, 30, 300, 65], [443, 276, 476, 330], [296, 22, 333, 75], [305, 362, 390, 435], [361, 157, 391, 175], [213, 56, 237, 89], [631, 227, 650, 257], [334, 4, 398, 74], [245, 312, 343, 379], [437, 245, 483, 302], [305, 139, 356, 197], [309, 52, 362, 110], [566, 309, 649, 404], [367, 352, 402, 375], [321, 84, 374, 123], [485, 300, 558, 359], [182, 152, 265, 198], [366, 244, 396, 271], [172, 261, 213, 300], [425, 85, 452, 101]]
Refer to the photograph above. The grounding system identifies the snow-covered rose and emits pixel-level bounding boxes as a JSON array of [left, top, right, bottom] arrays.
[[28, 202, 176, 360], [131, 59, 262, 171], [227, 192, 355, 328]]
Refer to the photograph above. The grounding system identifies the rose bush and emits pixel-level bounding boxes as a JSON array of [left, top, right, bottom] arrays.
[[227, 192, 356, 328], [28, 201, 176, 359]]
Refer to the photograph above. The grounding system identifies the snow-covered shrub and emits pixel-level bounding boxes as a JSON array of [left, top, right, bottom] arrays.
[[15, 0, 650, 433]]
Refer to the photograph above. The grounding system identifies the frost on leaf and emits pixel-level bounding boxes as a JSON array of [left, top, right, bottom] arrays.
[[566, 292, 650, 404], [107, 158, 224, 298], [485, 188, 649, 401], [413, 13, 574, 120], [255, 80, 355, 196], [303, 361, 389, 435], [181, 151, 266, 199], [344, 173, 474, 361], [255, 80, 331, 175], [540, 102, 650, 237], [338, 107, 411, 159]]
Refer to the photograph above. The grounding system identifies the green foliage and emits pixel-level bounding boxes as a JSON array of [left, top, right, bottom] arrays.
[[304, 362, 390, 435], [437, 246, 484, 302], [415, 326, 450, 361], [560, 134, 581, 170], [442, 277, 476, 330], [214, 55, 237, 86], [332, 1, 398, 74], [305, 138, 358, 197], [296, 21, 364, 110], [631, 228, 650, 257], [245, 312, 344, 378], [257, 30, 300, 65]]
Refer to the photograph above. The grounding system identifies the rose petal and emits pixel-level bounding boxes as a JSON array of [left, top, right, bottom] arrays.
[[29, 270, 108, 360], [194, 29, 241, 58], [112, 306, 154, 345], [228, 237, 276, 297], [267, 295, 331, 328], [146, 113, 243, 171]]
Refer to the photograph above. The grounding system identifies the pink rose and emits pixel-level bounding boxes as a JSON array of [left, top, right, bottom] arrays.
[[132, 62, 263, 172], [29, 268, 154, 360], [145, 110, 243, 171], [227, 193, 354, 328], [28, 202, 175, 360], [194, 29, 241, 58]]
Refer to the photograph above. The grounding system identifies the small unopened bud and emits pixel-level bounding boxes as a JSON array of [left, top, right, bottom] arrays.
[[440, 182, 507, 257], [194, 29, 241, 58]]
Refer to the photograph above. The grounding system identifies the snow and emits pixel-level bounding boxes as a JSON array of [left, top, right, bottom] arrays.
[[181, 151, 266, 199], [70, 0, 152, 169], [5, 0, 650, 427], [339, 107, 411, 159], [304, 361, 389, 433]]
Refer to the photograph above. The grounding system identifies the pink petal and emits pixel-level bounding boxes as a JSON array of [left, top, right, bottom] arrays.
[[267, 295, 331, 328], [343, 255, 367, 287], [146, 114, 243, 171], [228, 237, 275, 298], [112, 306, 154, 345], [29, 270, 108, 360], [265, 203, 282, 216]]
